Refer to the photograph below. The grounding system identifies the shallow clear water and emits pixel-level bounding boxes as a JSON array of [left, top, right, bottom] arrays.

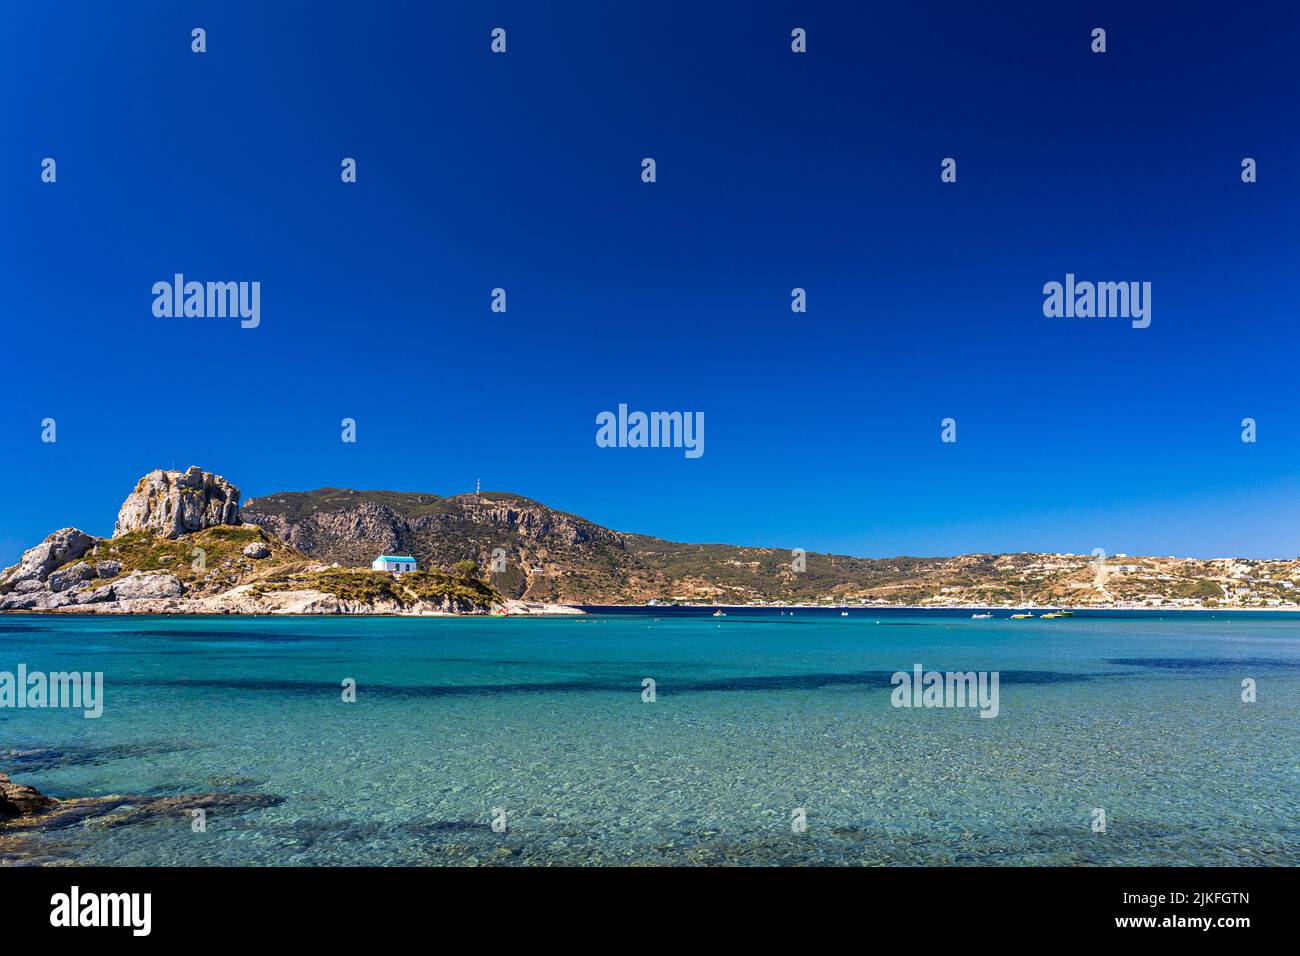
[[2, 612, 1297, 865]]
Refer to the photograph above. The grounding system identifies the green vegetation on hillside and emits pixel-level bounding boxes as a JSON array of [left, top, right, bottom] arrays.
[[73, 525, 307, 595], [253, 567, 501, 610]]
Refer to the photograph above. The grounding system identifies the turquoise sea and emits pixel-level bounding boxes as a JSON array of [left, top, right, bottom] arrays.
[[2, 611, 1298, 866]]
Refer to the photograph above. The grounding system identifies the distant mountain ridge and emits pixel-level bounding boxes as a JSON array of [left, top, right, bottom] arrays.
[[240, 488, 1300, 608]]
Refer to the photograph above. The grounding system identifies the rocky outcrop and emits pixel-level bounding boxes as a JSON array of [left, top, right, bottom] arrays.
[[113, 466, 240, 539], [0, 530, 108, 609], [0, 469, 505, 616], [0, 773, 58, 817], [111, 572, 184, 601], [73, 584, 116, 605], [0, 528, 96, 593], [0, 560, 182, 611], [47, 561, 97, 592], [1, 579, 108, 611]]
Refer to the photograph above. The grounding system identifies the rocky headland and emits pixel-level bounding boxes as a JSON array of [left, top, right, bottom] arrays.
[[0, 467, 528, 616]]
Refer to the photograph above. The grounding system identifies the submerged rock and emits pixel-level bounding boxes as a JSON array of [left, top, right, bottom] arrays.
[[0, 772, 58, 818], [6, 789, 283, 832]]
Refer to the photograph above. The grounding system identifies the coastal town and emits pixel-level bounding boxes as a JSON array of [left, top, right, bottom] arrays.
[[774, 552, 1300, 611]]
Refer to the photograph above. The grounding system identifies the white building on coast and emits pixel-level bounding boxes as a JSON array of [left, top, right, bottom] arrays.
[[372, 555, 417, 574]]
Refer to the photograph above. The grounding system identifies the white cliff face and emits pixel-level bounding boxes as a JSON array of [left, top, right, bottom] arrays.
[[0, 528, 96, 590], [113, 466, 240, 538]]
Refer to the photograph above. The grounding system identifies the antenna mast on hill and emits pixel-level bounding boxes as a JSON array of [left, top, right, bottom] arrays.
[[476, 478, 481, 495]]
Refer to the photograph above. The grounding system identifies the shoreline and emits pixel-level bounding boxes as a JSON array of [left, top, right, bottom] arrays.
[[578, 602, 1300, 613], [4, 602, 1296, 617], [0, 597, 585, 617]]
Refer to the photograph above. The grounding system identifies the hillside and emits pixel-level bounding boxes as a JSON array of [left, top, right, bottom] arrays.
[[0, 469, 505, 615], [241, 488, 1300, 608], [5, 468, 1294, 612]]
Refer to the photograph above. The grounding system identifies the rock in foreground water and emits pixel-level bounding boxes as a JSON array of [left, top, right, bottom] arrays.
[[0, 773, 58, 818]]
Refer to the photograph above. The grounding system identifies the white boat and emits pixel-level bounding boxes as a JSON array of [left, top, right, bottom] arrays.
[[971, 613, 993, 620], [713, 609, 726, 617], [1010, 612, 1034, 619], [840, 611, 849, 617]]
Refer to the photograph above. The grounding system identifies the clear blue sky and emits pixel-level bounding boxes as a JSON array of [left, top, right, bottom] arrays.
[[2, 1, 1298, 565]]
